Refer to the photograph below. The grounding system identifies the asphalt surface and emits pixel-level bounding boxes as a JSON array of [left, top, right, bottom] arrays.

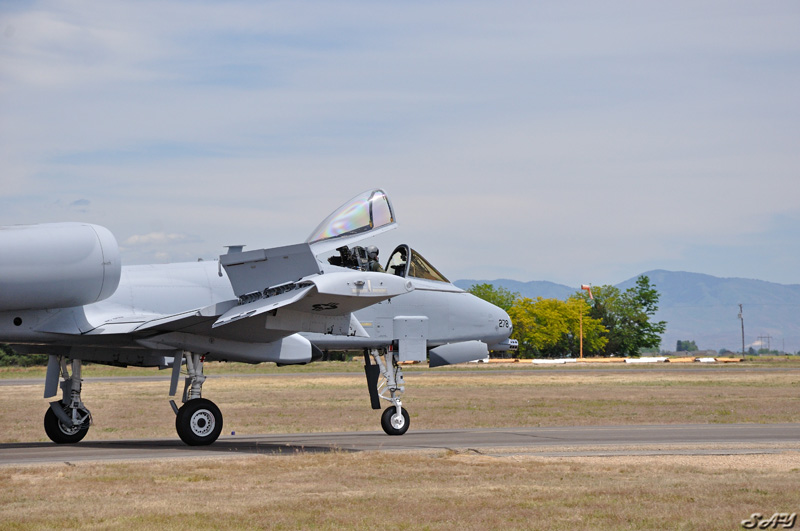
[[2, 423, 798, 465]]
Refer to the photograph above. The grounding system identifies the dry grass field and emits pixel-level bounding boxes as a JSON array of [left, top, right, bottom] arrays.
[[2, 452, 800, 530], [2, 359, 799, 529], [2, 359, 799, 442]]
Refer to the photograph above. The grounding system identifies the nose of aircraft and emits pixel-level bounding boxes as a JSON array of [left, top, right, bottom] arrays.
[[477, 297, 513, 345], [500, 309, 514, 337], [497, 306, 512, 339], [487, 305, 516, 353]]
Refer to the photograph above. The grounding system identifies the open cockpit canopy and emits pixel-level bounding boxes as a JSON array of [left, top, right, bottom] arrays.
[[307, 189, 395, 254], [309, 189, 448, 284]]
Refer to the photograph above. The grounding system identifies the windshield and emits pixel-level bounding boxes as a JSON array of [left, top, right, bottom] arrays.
[[307, 189, 394, 244], [386, 245, 449, 283]]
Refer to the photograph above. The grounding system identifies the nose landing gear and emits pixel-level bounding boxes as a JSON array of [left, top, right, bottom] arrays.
[[368, 348, 410, 436]]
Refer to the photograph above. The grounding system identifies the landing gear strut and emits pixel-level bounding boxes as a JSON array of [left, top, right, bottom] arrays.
[[43, 357, 91, 444], [368, 349, 410, 436], [171, 352, 223, 446]]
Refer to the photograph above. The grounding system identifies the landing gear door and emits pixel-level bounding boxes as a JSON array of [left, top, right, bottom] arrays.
[[394, 316, 428, 362]]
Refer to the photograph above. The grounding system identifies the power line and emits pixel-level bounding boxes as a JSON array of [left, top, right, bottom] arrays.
[[757, 335, 773, 352]]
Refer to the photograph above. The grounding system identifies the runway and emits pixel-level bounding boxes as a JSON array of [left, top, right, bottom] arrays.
[[2, 423, 798, 465]]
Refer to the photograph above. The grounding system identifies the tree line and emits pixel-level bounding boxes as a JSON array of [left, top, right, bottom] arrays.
[[0, 344, 47, 366], [470, 275, 667, 358]]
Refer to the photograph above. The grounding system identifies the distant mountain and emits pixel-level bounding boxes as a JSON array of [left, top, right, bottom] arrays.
[[456, 271, 800, 353]]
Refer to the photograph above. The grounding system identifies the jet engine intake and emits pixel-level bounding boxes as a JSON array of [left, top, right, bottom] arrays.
[[0, 223, 121, 311]]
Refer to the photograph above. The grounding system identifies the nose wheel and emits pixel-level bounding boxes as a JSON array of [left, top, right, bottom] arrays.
[[381, 406, 410, 436]]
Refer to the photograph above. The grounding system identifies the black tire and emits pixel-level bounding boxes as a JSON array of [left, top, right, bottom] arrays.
[[175, 398, 223, 446], [44, 404, 90, 444], [381, 406, 410, 436]]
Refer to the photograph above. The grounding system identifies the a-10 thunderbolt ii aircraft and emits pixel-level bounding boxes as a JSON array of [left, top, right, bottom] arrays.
[[0, 189, 514, 446]]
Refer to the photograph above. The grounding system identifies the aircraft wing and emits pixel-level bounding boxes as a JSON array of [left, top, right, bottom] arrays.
[[93, 270, 411, 340], [213, 270, 412, 335]]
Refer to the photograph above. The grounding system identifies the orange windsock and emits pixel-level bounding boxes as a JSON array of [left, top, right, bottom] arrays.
[[581, 284, 593, 299]]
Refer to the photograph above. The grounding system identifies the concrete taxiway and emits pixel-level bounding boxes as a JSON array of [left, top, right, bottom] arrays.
[[1, 423, 798, 465]]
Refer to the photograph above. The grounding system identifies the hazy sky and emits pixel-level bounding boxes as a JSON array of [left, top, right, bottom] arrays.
[[2, 1, 799, 287]]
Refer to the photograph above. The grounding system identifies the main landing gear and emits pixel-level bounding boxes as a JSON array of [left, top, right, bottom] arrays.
[[43, 357, 92, 444], [170, 351, 223, 446], [42, 351, 224, 446], [41, 348, 407, 446], [366, 348, 410, 436]]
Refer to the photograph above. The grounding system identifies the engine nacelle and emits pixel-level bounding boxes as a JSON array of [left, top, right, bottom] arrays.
[[0, 222, 121, 311]]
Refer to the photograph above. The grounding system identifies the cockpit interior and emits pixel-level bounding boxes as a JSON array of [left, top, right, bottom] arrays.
[[328, 244, 449, 283]]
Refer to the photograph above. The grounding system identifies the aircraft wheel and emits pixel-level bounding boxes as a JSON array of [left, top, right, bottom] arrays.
[[176, 398, 223, 446], [44, 404, 89, 444], [381, 406, 410, 436]]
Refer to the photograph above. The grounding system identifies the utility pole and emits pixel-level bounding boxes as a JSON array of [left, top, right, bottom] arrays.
[[738, 304, 745, 356], [580, 284, 593, 359]]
